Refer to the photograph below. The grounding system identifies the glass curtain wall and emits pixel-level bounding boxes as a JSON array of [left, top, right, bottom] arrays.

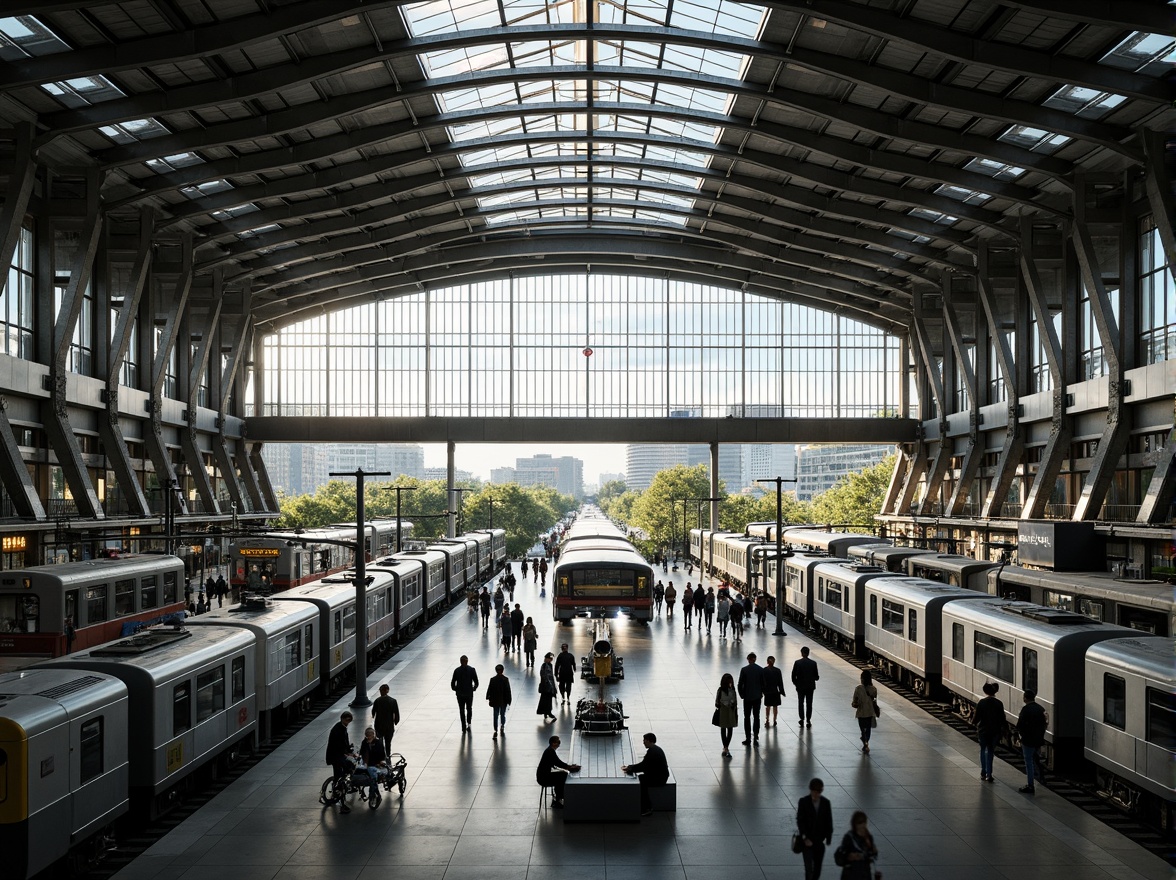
[[260, 276, 900, 419]]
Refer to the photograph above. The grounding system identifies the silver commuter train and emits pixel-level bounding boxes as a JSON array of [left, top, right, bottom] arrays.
[[0, 669, 130, 880]]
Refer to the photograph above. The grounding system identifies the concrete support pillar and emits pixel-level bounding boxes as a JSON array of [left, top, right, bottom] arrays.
[[709, 441, 719, 529], [447, 440, 457, 538]]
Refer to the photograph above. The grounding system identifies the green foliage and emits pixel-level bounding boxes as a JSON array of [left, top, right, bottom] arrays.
[[630, 464, 715, 551], [808, 454, 896, 528], [462, 483, 575, 557], [597, 479, 627, 507], [601, 489, 641, 526], [718, 493, 810, 532]]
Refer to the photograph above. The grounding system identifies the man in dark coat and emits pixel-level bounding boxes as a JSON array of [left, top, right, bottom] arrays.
[[536, 735, 581, 808], [554, 643, 577, 704], [324, 710, 355, 813], [205, 575, 218, 606], [693, 584, 706, 626], [738, 652, 765, 746], [762, 655, 787, 728], [215, 573, 229, 604], [680, 582, 694, 629], [622, 732, 670, 816], [791, 645, 820, 727], [796, 777, 834, 880], [1016, 689, 1049, 793], [451, 655, 480, 732], [510, 604, 525, 652], [371, 683, 400, 755], [486, 663, 512, 739]]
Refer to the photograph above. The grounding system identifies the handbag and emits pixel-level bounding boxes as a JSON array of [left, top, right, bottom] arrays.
[[711, 709, 721, 727], [871, 715, 878, 728], [873, 698, 881, 718], [791, 832, 805, 854]]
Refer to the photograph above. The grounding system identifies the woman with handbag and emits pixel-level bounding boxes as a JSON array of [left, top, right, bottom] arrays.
[[796, 777, 834, 880], [834, 811, 880, 880], [522, 617, 539, 668], [851, 670, 879, 753], [537, 652, 557, 722], [713, 673, 739, 757]]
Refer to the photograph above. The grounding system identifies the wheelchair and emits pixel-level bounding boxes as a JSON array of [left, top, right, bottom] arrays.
[[319, 754, 408, 809]]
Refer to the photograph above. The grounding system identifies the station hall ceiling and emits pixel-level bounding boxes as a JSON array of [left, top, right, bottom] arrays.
[[1, 0, 1172, 333]]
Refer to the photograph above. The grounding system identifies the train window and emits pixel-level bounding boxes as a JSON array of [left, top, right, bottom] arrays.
[[86, 585, 109, 623], [951, 623, 965, 661], [232, 656, 246, 702], [173, 682, 192, 735], [342, 606, 356, 640], [0, 594, 39, 633], [163, 572, 177, 604], [1043, 590, 1074, 612], [1022, 648, 1038, 694], [283, 631, 302, 671], [908, 610, 917, 642], [333, 611, 342, 643], [304, 623, 314, 658], [881, 599, 904, 635], [1077, 599, 1104, 622], [824, 580, 842, 608], [1103, 675, 1126, 729], [114, 579, 135, 616], [869, 595, 877, 626], [974, 631, 1014, 683], [197, 667, 225, 722], [1145, 688, 1176, 749], [79, 717, 103, 784], [65, 590, 78, 627], [141, 576, 158, 609]]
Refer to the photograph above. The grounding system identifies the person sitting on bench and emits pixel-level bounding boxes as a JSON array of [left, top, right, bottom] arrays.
[[622, 731, 670, 816], [536, 735, 581, 808]]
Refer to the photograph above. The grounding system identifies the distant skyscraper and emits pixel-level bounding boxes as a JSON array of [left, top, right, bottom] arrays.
[[490, 467, 517, 484], [261, 443, 329, 496], [514, 454, 583, 498], [625, 444, 688, 491], [744, 444, 797, 488], [423, 467, 475, 482], [795, 444, 891, 501], [327, 444, 424, 480], [599, 472, 626, 486]]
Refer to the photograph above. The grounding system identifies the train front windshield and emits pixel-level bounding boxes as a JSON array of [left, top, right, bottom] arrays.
[[561, 569, 649, 597]]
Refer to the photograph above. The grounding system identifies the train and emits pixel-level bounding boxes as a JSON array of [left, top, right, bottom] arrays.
[[689, 527, 1175, 831], [552, 510, 653, 623], [0, 555, 188, 673], [2, 523, 511, 880]]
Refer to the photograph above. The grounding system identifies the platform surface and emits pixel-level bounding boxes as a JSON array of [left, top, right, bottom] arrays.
[[109, 564, 1173, 880]]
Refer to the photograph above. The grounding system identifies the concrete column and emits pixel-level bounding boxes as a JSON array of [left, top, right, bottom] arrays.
[[710, 441, 720, 529], [447, 440, 457, 538]]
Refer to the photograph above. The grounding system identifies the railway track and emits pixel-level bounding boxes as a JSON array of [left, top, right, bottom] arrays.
[[812, 627, 1176, 867]]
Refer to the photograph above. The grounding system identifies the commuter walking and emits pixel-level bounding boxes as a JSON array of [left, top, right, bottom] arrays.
[[713, 672, 739, 757], [704, 587, 716, 633], [371, 683, 400, 755], [851, 670, 878, 753], [479, 588, 492, 629], [486, 664, 512, 739], [1016, 689, 1049, 793], [975, 681, 1005, 782], [522, 617, 539, 667], [716, 594, 731, 638], [738, 652, 765, 747], [796, 778, 834, 880], [665, 582, 677, 619], [730, 597, 745, 641], [451, 655, 480, 732], [554, 643, 576, 703], [791, 646, 819, 727], [693, 584, 706, 627], [762, 655, 786, 727], [510, 603, 525, 652], [493, 586, 505, 618], [500, 608, 513, 653], [754, 593, 768, 628], [521, 557, 528, 579], [653, 581, 664, 615], [834, 811, 879, 880], [537, 652, 557, 722], [680, 582, 694, 629]]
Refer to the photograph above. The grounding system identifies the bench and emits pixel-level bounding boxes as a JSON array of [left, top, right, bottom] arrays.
[[561, 729, 640, 822], [647, 769, 677, 812]]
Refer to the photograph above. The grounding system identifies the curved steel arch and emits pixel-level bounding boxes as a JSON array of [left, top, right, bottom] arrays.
[[251, 243, 912, 334], [35, 23, 1137, 160]]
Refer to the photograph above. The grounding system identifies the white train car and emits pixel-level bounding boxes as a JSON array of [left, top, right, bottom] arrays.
[[710, 532, 765, 591], [1084, 637, 1175, 826], [0, 669, 130, 880], [811, 562, 888, 653], [782, 529, 883, 558], [368, 556, 427, 633], [44, 626, 258, 812], [428, 541, 471, 603], [848, 543, 936, 573], [771, 554, 852, 622], [904, 553, 996, 591], [862, 577, 991, 695], [440, 537, 480, 591], [394, 549, 448, 617], [184, 599, 318, 736], [941, 599, 1139, 762]]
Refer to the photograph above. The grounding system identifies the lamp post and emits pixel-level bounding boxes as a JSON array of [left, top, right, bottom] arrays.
[[375, 485, 417, 552], [484, 495, 497, 530], [686, 496, 724, 577], [329, 467, 390, 710], [755, 476, 797, 637], [451, 487, 470, 535]]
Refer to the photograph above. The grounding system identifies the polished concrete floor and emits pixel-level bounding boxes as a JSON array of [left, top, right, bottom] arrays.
[[112, 565, 1172, 880]]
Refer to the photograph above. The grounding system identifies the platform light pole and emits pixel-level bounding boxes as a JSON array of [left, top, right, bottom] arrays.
[[483, 495, 497, 529], [376, 485, 417, 552], [755, 476, 797, 637], [686, 496, 724, 576], [330, 467, 390, 710], [451, 486, 470, 535]]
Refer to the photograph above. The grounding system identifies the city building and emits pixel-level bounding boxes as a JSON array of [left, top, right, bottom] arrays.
[[326, 444, 425, 481], [514, 454, 584, 499], [625, 444, 689, 491], [261, 444, 329, 497], [795, 444, 892, 501], [489, 467, 516, 484]]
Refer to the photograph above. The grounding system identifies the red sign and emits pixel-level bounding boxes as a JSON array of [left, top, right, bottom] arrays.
[[238, 706, 249, 725], [583, 347, 593, 357]]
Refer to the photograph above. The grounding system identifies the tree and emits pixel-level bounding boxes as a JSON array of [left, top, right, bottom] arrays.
[[597, 479, 627, 507], [603, 489, 641, 526], [366, 478, 452, 540], [630, 464, 715, 554], [809, 455, 896, 528], [462, 483, 573, 557]]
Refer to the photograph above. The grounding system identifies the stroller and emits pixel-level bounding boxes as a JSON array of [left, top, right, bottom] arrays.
[[319, 753, 408, 810]]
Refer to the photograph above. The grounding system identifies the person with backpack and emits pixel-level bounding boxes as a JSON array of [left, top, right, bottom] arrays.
[[833, 811, 879, 880]]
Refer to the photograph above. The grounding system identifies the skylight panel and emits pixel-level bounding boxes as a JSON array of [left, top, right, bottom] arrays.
[[964, 158, 1025, 180], [145, 153, 204, 174], [598, 40, 663, 69], [935, 184, 991, 206], [463, 145, 535, 165], [181, 179, 233, 199], [1042, 85, 1127, 120], [997, 125, 1071, 154], [99, 118, 170, 145], [404, 0, 502, 37], [501, 0, 579, 27], [597, 0, 669, 27], [211, 203, 259, 221], [425, 44, 510, 78], [40, 74, 124, 108], [238, 223, 282, 238], [909, 207, 958, 226], [630, 208, 688, 226], [512, 39, 578, 68], [0, 15, 70, 60], [1100, 32, 1176, 76], [442, 82, 520, 112], [888, 228, 931, 244], [669, 0, 765, 38]]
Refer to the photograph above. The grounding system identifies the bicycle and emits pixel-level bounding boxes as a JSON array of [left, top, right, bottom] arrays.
[[319, 754, 408, 810]]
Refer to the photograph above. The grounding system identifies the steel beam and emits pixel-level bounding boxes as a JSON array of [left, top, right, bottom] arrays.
[[248, 442, 279, 513], [0, 123, 36, 289], [1138, 422, 1176, 524], [0, 396, 45, 519], [995, 0, 1176, 35], [1141, 130, 1176, 272]]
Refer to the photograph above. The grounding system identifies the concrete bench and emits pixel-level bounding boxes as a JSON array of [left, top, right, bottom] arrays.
[[647, 769, 677, 812], [561, 728, 641, 822]]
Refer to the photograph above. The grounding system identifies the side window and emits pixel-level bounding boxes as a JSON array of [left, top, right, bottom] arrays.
[[1103, 674, 1126, 729], [952, 623, 965, 661], [65, 589, 78, 627], [231, 656, 246, 702], [141, 576, 158, 610], [285, 631, 301, 669], [304, 623, 314, 658], [87, 585, 109, 623], [333, 610, 341, 644], [114, 579, 135, 616], [342, 606, 356, 640], [1022, 648, 1038, 694], [881, 600, 904, 635], [163, 572, 178, 604], [196, 667, 225, 723], [908, 609, 917, 642], [1146, 688, 1176, 749], [869, 594, 877, 626], [79, 717, 104, 784], [173, 682, 192, 735], [974, 631, 1014, 682]]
